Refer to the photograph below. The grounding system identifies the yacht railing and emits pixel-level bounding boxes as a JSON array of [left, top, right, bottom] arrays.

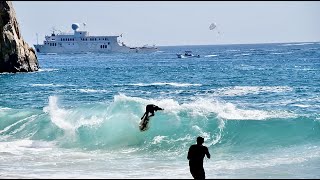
[[56, 32, 74, 35]]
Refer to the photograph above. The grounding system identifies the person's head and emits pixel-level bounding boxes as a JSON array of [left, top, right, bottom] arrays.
[[196, 136, 204, 145]]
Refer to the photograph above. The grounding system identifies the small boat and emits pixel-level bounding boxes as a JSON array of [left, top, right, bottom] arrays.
[[177, 51, 200, 58]]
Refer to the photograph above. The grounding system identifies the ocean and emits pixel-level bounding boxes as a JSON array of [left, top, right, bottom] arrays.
[[0, 42, 319, 178]]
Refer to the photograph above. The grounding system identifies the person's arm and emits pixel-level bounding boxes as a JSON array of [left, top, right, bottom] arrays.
[[154, 106, 164, 111], [205, 147, 211, 159]]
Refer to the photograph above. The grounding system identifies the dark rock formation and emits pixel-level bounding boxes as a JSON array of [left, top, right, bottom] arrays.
[[0, 1, 39, 73]]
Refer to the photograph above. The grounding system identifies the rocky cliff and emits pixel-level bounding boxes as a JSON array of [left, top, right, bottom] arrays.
[[0, 1, 39, 73]]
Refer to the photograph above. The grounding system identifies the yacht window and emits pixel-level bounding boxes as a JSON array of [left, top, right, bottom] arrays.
[[108, 42, 110, 45]]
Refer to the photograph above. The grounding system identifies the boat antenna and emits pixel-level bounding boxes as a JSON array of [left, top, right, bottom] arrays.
[[36, 33, 38, 45], [83, 22, 86, 30]]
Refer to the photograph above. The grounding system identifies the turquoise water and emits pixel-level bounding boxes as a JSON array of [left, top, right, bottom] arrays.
[[0, 42, 320, 178]]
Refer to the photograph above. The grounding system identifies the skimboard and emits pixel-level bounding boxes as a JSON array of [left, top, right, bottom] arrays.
[[139, 116, 150, 131]]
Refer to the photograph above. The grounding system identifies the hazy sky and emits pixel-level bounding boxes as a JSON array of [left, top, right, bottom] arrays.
[[12, 1, 320, 47]]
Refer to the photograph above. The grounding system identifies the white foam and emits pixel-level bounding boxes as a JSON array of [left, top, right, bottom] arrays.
[[128, 82, 202, 87], [43, 96, 104, 136], [115, 94, 296, 120], [191, 98, 294, 120], [31, 83, 63, 87], [79, 89, 110, 93], [0, 107, 11, 111], [213, 86, 293, 96], [270, 52, 293, 55], [234, 53, 250, 56], [204, 54, 218, 57], [0, 139, 55, 155], [151, 136, 167, 144], [209, 145, 320, 170], [294, 68, 315, 71], [37, 68, 59, 72], [113, 94, 182, 119], [114, 93, 150, 104], [292, 104, 310, 108], [43, 96, 74, 131], [226, 49, 240, 52]]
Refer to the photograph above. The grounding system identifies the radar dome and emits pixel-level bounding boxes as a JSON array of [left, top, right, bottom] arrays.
[[71, 23, 80, 31]]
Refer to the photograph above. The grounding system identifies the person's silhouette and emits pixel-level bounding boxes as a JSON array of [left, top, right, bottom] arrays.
[[187, 136, 211, 179], [141, 104, 163, 120], [139, 104, 163, 131]]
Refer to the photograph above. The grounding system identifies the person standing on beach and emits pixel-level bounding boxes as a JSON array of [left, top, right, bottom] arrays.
[[187, 136, 211, 179]]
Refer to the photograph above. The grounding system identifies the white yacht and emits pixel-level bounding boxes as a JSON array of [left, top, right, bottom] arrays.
[[34, 23, 158, 54]]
